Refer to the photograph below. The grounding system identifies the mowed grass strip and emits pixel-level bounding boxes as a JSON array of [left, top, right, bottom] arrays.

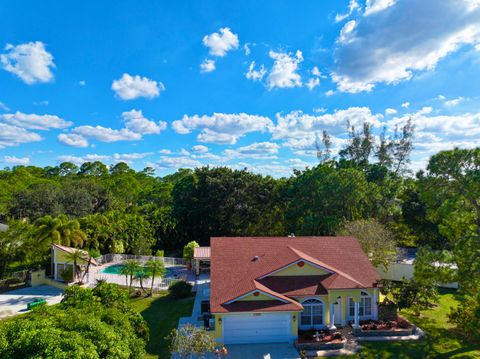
[[130, 292, 194, 359]]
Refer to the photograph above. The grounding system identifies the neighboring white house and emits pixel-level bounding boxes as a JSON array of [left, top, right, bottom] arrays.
[[376, 247, 458, 289]]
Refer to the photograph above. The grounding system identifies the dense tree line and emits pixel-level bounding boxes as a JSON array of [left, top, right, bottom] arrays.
[[0, 282, 149, 358], [0, 141, 476, 260]]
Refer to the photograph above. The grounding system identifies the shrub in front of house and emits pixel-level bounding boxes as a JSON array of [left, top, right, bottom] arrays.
[[378, 298, 398, 321], [168, 281, 193, 299]]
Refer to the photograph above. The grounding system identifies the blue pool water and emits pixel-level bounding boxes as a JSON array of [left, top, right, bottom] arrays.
[[100, 264, 175, 277]]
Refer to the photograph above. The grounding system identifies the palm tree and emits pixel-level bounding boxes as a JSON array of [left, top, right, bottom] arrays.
[[57, 215, 87, 248], [120, 266, 129, 288], [65, 249, 85, 283], [35, 215, 87, 247], [35, 215, 87, 248], [146, 259, 166, 294], [123, 259, 141, 291], [80, 250, 94, 283], [134, 269, 150, 294], [35, 215, 88, 277], [35, 215, 63, 275]]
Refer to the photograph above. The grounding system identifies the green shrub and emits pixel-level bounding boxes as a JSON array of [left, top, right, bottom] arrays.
[[0, 282, 148, 358], [155, 249, 164, 257], [60, 266, 73, 283], [168, 281, 192, 299], [182, 241, 199, 261]]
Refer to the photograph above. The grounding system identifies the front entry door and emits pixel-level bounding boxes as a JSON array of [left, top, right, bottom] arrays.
[[334, 297, 342, 325]]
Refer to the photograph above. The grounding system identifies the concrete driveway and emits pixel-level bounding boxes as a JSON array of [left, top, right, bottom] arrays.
[[0, 285, 64, 319], [191, 343, 300, 359]]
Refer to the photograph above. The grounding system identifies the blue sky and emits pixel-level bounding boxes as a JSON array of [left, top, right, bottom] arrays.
[[1, 0, 479, 176]]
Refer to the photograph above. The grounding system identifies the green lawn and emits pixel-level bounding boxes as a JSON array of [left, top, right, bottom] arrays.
[[341, 289, 480, 358], [130, 292, 194, 359]]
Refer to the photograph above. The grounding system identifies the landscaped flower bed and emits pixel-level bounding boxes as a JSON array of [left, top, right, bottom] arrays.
[[295, 329, 346, 350], [354, 316, 416, 337]]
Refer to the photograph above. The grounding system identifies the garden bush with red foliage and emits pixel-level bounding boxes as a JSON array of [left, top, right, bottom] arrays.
[[360, 317, 413, 331]]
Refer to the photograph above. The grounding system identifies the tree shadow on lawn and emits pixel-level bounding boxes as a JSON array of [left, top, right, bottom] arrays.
[[403, 314, 480, 358], [132, 293, 195, 359]]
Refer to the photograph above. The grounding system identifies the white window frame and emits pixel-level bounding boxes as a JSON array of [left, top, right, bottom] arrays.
[[299, 298, 325, 329], [348, 292, 373, 320]]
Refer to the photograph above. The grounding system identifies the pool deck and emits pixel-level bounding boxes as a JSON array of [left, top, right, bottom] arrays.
[[87, 262, 191, 290]]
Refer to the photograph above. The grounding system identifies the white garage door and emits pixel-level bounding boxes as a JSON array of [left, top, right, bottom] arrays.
[[223, 313, 291, 344]]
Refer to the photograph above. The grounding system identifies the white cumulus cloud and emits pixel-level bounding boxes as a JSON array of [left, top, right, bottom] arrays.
[[272, 107, 382, 141], [246, 61, 266, 81], [1, 41, 55, 84], [155, 156, 202, 170], [58, 133, 89, 148], [332, 0, 480, 93], [122, 109, 167, 135], [202, 28, 239, 57], [200, 59, 216, 73], [0, 102, 10, 111], [338, 20, 357, 43], [267, 50, 303, 89], [2, 155, 30, 165], [364, 0, 396, 15], [0, 123, 42, 148], [192, 145, 209, 153], [335, 0, 360, 22], [72, 125, 141, 142], [112, 73, 164, 100], [305, 77, 320, 90], [0, 111, 72, 130], [443, 97, 465, 107], [224, 142, 280, 159], [172, 113, 273, 144]]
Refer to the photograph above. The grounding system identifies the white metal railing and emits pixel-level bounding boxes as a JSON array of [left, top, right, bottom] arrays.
[[94, 254, 185, 266], [89, 272, 183, 290]]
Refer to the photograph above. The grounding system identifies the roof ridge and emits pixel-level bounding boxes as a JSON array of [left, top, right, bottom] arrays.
[[289, 247, 366, 287], [253, 280, 303, 309]]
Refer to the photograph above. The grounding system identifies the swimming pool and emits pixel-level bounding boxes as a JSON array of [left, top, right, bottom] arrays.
[[100, 264, 175, 277]]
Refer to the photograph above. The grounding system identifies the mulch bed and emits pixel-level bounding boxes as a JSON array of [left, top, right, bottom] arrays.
[[360, 316, 414, 331], [297, 329, 344, 344]]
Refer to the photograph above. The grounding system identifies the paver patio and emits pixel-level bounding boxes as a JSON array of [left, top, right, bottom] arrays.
[[0, 285, 64, 319]]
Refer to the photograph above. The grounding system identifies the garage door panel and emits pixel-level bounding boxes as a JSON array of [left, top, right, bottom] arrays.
[[223, 313, 291, 344]]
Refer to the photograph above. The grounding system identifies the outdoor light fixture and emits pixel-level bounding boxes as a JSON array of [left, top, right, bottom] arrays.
[[218, 318, 222, 325], [293, 315, 296, 322]]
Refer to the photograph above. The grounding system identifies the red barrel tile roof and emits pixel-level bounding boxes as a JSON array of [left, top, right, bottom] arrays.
[[210, 236, 381, 314]]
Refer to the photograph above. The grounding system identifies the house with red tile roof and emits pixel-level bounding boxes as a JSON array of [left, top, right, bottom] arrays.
[[209, 236, 381, 344]]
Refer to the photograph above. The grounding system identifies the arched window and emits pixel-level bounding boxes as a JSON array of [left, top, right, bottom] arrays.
[[300, 298, 324, 327], [349, 292, 372, 318]]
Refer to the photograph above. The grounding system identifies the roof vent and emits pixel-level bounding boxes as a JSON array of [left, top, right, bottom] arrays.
[[288, 233, 295, 237], [252, 255, 259, 262]]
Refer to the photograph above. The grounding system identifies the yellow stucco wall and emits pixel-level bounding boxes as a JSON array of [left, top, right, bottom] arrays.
[[238, 292, 273, 301], [30, 270, 67, 290], [214, 314, 223, 342], [379, 292, 386, 302], [270, 262, 329, 276], [56, 250, 90, 265], [291, 313, 298, 336], [326, 288, 375, 323]]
